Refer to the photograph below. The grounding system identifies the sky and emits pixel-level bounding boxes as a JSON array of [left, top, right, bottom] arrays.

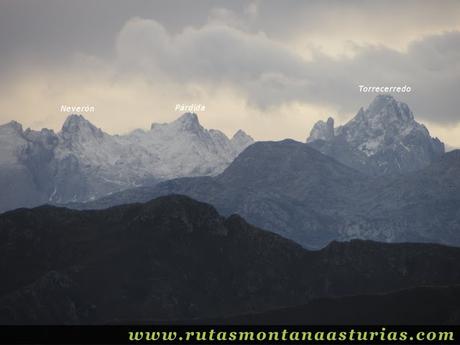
[[0, 0, 460, 146]]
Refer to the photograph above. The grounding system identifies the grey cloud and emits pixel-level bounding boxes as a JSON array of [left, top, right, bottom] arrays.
[[114, 17, 460, 123], [310, 32, 460, 123], [0, 0, 246, 77], [1, 0, 459, 126], [251, 0, 460, 40], [1, 0, 459, 71], [116, 19, 304, 80]]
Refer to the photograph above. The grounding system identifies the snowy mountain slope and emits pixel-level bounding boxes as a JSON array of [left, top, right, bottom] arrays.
[[307, 95, 445, 174], [0, 113, 253, 212]]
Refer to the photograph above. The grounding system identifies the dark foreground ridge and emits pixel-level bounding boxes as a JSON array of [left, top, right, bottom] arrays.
[[1, 195, 460, 324], [195, 285, 460, 325]]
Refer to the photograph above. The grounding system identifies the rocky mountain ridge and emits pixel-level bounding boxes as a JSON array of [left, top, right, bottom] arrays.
[[0, 113, 253, 212], [307, 95, 445, 175]]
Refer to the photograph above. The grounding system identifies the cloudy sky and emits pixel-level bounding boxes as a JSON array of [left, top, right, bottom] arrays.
[[1, 0, 460, 146]]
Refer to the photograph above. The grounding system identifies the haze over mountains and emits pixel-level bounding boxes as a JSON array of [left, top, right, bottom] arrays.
[[72, 96, 459, 249], [78, 140, 460, 249], [1, 195, 460, 324], [1, 94, 459, 250], [0, 113, 253, 213]]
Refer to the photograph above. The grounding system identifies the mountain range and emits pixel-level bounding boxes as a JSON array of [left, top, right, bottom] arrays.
[[0, 113, 253, 213], [72, 95, 459, 249], [1, 95, 460, 325], [1, 195, 460, 324], [0, 94, 447, 218], [76, 141, 460, 249]]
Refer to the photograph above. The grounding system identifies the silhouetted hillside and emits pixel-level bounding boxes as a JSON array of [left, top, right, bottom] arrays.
[[1, 195, 460, 324]]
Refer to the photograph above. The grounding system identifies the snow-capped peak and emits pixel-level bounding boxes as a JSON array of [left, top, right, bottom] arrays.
[[176, 112, 199, 123], [341, 95, 419, 153], [360, 94, 414, 124], [171, 112, 202, 132], [60, 114, 104, 141], [62, 114, 93, 130], [367, 94, 397, 112], [151, 112, 203, 133], [306, 95, 445, 174]]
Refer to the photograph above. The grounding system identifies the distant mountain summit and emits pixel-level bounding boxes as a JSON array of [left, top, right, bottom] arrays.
[[231, 129, 254, 153], [307, 95, 445, 174], [0, 113, 253, 212], [308, 117, 335, 142]]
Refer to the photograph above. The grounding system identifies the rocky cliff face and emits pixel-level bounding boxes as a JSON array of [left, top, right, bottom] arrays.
[[0, 122, 58, 212], [307, 95, 445, 175], [307, 117, 335, 143]]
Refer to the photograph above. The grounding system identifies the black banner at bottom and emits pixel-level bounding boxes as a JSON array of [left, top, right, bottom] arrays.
[[0, 325, 458, 344]]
